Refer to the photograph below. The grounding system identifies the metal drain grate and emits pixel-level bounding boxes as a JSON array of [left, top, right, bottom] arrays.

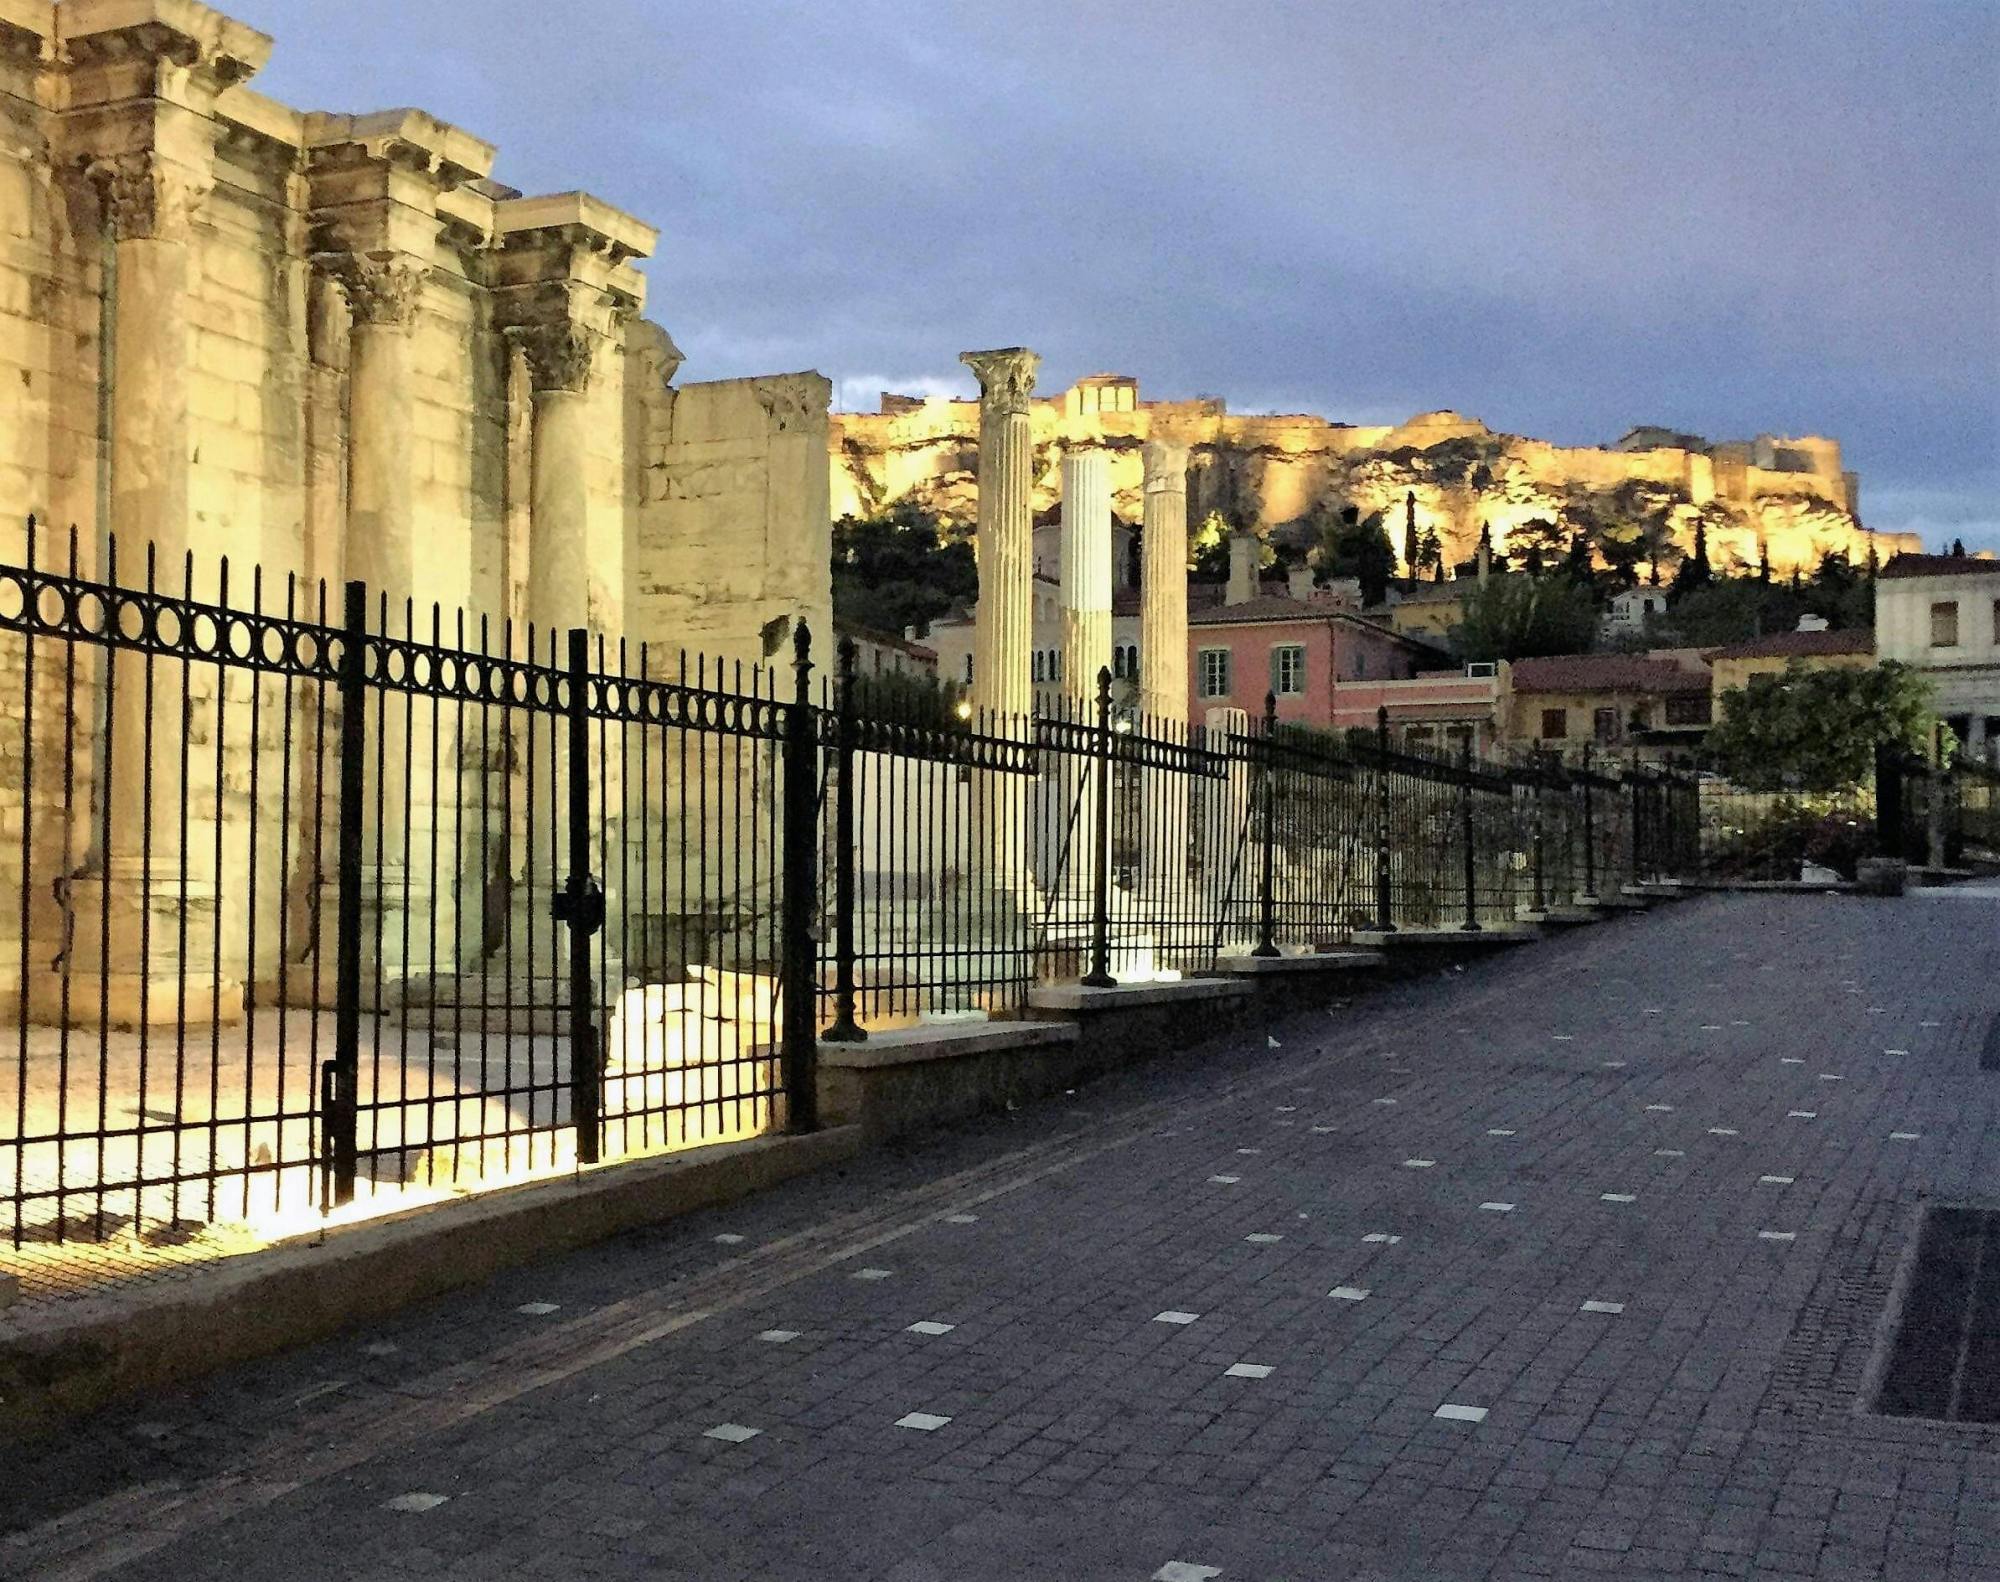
[[1877, 1206, 2000, 1423]]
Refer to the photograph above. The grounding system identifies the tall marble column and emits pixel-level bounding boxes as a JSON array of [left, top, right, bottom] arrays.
[[50, 151, 242, 1027], [519, 320, 598, 637], [1059, 445, 1112, 898], [338, 256, 426, 607], [1140, 441, 1191, 904], [1139, 442, 1189, 725], [961, 347, 1039, 909], [961, 348, 1038, 722]]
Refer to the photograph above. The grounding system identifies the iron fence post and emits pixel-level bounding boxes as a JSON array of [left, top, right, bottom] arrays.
[[1458, 733, 1480, 932], [1630, 752, 1648, 883], [1252, 690, 1279, 957], [822, 636, 866, 1041], [557, 628, 603, 1167], [322, 579, 366, 1211], [1530, 761, 1547, 915], [780, 622, 821, 1131], [1083, 666, 1119, 986], [1374, 706, 1395, 932], [1581, 743, 1598, 899]]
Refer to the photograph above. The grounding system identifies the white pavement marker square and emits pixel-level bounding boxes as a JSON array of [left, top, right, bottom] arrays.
[[1819, 1074, 1843, 1082], [384, 1493, 450, 1513], [714, 1234, 746, 1245], [1479, 1202, 1516, 1213], [1236, 1147, 1261, 1155], [1759, 1231, 1796, 1242], [1601, 1060, 1626, 1069], [1373, 1098, 1398, 1106], [1885, 1049, 1909, 1056], [895, 1412, 951, 1431], [906, 1321, 955, 1336], [1311, 1125, 1337, 1134], [1788, 1112, 1817, 1120], [1643, 1008, 1663, 1015], [516, 1302, 560, 1316], [1645, 1104, 1675, 1112], [1155, 1564, 1222, 1582], [1209, 1175, 1242, 1185], [1404, 1158, 1436, 1169], [1154, 1310, 1200, 1325], [1487, 1128, 1516, 1137], [1225, 1363, 1273, 1379], [1700, 1025, 1723, 1031], [1328, 1286, 1371, 1301], [1709, 1128, 1739, 1136], [704, 1424, 761, 1443], [1552, 1034, 1574, 1041], [1581, 1301, 1625, 1315], [1922, 1020, 1942, 1028], [1362, 1233, 1402, 1244], [1655, 1149, 1685, 1157], [945, 1214, 979, 1224], [758, 1330, 800, 1343], [854, 1268, 893, 1280], [1759, 1175, 1795, 1185], [1275, 1105, 1296, 1112], [1889, 1132, 1921, 1141], [1245, 1233, 1283, 1244], [1601, 1193, 1636, 1203], [1780, 1058, 1805, 1065], [1434, 1404, 1488, 1423]]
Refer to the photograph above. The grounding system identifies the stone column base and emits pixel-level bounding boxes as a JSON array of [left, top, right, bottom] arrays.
[[34, 869, 244, 1030]]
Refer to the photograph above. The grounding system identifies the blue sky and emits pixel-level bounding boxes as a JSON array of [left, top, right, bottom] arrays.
[[233, 0, 1998, 550]]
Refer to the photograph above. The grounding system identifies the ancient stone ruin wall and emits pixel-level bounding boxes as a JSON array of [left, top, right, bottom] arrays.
[[831, 386, 1911, 580], [0, 1, 831, 1013]]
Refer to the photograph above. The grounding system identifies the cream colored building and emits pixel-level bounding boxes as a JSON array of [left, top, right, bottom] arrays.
[[1876, 553, 2000, 761], [1706, 624, 1874, 695]]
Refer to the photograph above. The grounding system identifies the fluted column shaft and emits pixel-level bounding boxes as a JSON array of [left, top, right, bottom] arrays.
[[1140, 442, 1191, 903], [962, 348, 1038, 723], [1140, 442, 1189, 726], [1059, 446, 1113, 706]]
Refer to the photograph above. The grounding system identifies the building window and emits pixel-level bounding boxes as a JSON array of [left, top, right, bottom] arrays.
[[1112, 642, 1138, 680], [1032, 651, 1045, 683], [1540, 707, 1567, 740], [1404, 725, 1436, 750], [1932, 600, 1960, 647], [1631, 704, 1651, 731], [1665, 694, 1712, 727], [1049, 649, 1061, 685], [1594, 707, 1618, 743], [1992, 599, 2000, 645], [964, 654, 973, 684], [1197, 647, 1232, 700], [1271, 643, 1306, 696], [1356, 650, 1367, 679]]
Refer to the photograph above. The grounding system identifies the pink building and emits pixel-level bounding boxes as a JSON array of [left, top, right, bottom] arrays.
[[1187, 596, 1445, 727], [1331, 664, 1508, 756]]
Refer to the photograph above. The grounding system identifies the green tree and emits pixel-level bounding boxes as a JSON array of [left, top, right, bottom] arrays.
[[1705, 660, 1938, 791], [1320, 509, 1396, 606], [1448, 574, 1599, 663], [1670, 520, 1713, 597], [831, 502, 976, 636]]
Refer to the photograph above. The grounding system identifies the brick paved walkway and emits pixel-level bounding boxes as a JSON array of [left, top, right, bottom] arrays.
[[8, 890, 2000, 1581]]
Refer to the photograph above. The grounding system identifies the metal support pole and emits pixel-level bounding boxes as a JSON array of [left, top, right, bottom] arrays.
[[780, 622, 821, 1131], [321, 580, 366, 1211], [1530, 766, 1546, 915], [1458, 733, 1480, 932], [557, 628, 603, 1167], [1252, 690, 1279, 957], [1083, 666, 1118, 986], [1581, 743, 1598, 899], [1374, 705, 1395, 932], [822, 636, 866, 1041]]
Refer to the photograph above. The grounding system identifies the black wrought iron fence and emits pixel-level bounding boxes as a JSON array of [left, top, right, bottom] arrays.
[[3, 533, 1709, 1261]]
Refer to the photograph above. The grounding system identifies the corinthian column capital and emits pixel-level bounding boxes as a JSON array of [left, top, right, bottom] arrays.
[[514, 319, 599, 395], [961, 346, 1039, 416], [87, 152, 211, 243], [1142, 439, 1189, 493], [323, 255, 428, 330]]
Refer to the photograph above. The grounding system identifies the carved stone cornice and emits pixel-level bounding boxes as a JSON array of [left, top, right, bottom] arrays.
[[754, 373, 830, 436], [514, 319, 598, 396], [85, 151, 211, 243], [961, 347, 1039, 417], [319, 254, 427, 330]]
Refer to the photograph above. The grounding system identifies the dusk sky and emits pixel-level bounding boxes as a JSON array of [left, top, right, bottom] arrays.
[[235, 0, 1997, 550]]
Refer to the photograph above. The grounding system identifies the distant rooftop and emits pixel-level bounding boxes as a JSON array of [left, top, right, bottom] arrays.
[[1511, 654, 1711, 695], [1879, 553, 2000, 580], [1707, 629, 1874, 661]]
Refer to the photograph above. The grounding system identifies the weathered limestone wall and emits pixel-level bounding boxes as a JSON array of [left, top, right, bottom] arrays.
[[632, 370, 834, 665], [0, 2, 833, 1017]]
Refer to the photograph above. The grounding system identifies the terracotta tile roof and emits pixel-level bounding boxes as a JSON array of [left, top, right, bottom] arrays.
[[1880, 553, 2000, 580], [1510, 653, 1711, 695], [1707, 628, 1874, 661], [1188, 595, 1326, 625]]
